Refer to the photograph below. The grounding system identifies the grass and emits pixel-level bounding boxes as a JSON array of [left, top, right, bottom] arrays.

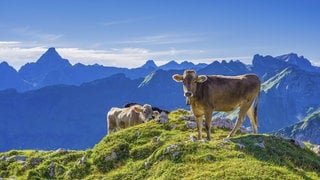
[[1, 109, 320, 179]]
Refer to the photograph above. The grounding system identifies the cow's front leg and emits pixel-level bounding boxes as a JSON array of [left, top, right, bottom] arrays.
[[204, 112, 213, 140], [195, 116, 203, 140]]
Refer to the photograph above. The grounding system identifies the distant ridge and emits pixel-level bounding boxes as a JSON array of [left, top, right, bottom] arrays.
[[274, 110, 320, 144], [0, 48, 208, 91]]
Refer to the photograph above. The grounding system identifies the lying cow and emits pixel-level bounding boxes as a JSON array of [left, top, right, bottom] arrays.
[[124, 103, 170, 123], [107, 104, 154, 134], [124, 102, 170, 114], [153, 111, 169, 124], [173, 70, 261, 140]]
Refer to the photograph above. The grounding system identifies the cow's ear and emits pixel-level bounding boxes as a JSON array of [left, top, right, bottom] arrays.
[[172, 74, 183, 82], [197, 75, 207, 83], [133, 106, 143, 113]]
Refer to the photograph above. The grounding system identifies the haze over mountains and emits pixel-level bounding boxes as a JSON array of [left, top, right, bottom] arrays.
[[0, 48, 319, 151], [0, 47, 207, 92]]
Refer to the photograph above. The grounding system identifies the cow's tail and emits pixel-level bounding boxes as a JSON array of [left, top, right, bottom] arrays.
[[253, 91, 261, 127]]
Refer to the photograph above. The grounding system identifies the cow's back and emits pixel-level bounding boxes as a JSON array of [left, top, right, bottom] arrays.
[[195, 74, 260, 112]]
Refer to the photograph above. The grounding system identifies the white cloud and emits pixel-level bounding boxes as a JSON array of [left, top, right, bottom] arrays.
[[99, 16, 156, 26], [116, 33, 205, 45], [0, 42, 207, 69], [57, 47, 200, 68], [0, 43, 47, 69], [0, 41, 255, 71], [12, 26, 63, 42], [0, 41, 22, 45]]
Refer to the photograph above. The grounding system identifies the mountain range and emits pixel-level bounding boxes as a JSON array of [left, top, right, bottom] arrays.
[[0, 48, 319, 151], [0, 48, 206, 92]]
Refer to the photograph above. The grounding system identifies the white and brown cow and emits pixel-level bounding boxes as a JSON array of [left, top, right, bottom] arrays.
[[173, 70, 261, 140], [107, 104, 153, 134]]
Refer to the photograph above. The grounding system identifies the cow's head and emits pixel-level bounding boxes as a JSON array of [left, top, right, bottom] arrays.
[[172, 70, 207, 104], [133, 104, 154, 121]]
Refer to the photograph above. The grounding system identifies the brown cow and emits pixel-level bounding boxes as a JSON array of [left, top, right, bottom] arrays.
[[107, 104, 154, 134], [173, 70, 261, 140]]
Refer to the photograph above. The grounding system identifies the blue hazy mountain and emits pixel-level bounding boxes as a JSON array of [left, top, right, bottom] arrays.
[[252, 53, 320, 81], [159, 60, 207, 70], [275, 53, 319, 73], [273, 110, 320, 144], [19, 47, 72, 87], [259, 66, 320, 132], [1, 48, 208, 91], [0, 74, 142, 151], [0, 62, 30, 90], [198, 60, 250, 75]]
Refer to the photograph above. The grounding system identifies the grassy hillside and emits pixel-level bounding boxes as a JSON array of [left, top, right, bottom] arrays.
[[1, 109, 320, 179]]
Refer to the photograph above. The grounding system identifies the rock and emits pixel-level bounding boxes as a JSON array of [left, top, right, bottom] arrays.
[[30, 157, 43, 166], [105, 151, 117, 161], [206, 154, 215, 161], [7, 155, 26, 162], [153, 136, 160, 143], [48, 162, 55, 178], [254, 141, 265, 149], [55, 148, 67, 153], [236, 143, 245, 149], [180, 115, 196, 121], [0, 156, 8, 161], [144, 161, 150, 169], [77, 156, 87, 165], [158, 155, 165, 161], [190, 134, 197, 142], [238, 154, 245, 158], [172, 151, 181, 159], [310, 145, 320, 155], [185, 121, 197, 129], [239, 127, 248, 133], [134, 131, 140, 138], [213, 117, 247, 133], [165, 144, 179, 154], [213, 117, 234, 129], [170, 123, 177, 130]]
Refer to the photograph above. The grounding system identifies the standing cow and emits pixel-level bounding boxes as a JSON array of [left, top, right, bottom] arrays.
[[173, 70, 261, 140], [107, 104, 154, 134]]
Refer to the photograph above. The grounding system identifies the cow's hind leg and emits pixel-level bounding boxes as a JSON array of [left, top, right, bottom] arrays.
[[227, 103, 251, 138], [247, 104, 258, 134], [107, 116, 116, 134], [204, 111, 213, 140]]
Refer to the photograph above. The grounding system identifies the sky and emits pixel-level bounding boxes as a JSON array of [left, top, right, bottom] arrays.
[[1, 0, 320, 70]]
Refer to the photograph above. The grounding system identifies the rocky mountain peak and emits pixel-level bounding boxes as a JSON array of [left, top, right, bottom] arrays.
[[141, 60, 157, 69]]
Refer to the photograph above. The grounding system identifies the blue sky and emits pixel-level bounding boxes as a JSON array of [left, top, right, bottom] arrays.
[[1, 0, 320, 69]]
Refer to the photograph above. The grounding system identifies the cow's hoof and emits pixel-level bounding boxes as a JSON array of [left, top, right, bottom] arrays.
[[223, 137, 231, 143], [198, 139, 208, 143]]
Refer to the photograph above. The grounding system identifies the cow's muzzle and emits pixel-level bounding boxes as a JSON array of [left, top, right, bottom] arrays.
[[184, 91, 193, 97]]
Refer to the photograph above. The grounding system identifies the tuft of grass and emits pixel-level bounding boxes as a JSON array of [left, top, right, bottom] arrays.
[[1, 109, 320, 179]]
